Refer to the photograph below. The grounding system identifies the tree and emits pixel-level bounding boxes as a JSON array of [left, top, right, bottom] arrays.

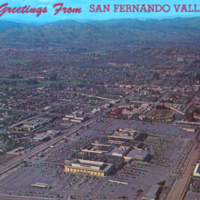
[[153, 72, 160, 80], [49, 73, 57, 81], [10, 73, 22, 79], [125, 98, 130, 103], [156, 105, 167, 109], [60, 108, 65, 114], [194, 107, 200, 115], [50, 83, 56, 89], [57, 82, 64, 90], [185, 109, 195, 121], [2, 132, 9, 143], [157, 180, 166, 186], [196, 73, 200, 81], [26, 79, 38, 85]]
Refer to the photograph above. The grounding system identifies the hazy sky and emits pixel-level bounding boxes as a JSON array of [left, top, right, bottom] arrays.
[[0, 0, 200, 22]]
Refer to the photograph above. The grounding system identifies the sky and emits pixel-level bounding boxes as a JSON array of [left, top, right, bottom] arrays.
[[0, 0, 200, 23]]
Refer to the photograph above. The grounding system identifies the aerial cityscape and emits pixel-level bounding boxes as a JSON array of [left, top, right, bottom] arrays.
[[1, 15, 200, 200]]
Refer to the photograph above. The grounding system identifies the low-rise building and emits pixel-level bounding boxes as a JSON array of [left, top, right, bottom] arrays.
[[33, 134, 50, 142], [47, 130, 61, 137], [108, 130, 137, 140], [63, 114, 89, 123], [109, 146, 131, 157], [31, 182, 51, 189], [142, 185, 161, 200], [124, 149, 149, 161], [65, 159, 113, 176], [193, 163, 200, 177]]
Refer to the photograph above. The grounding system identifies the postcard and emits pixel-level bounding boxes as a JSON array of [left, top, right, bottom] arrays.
[[0, 0, 199, 200]]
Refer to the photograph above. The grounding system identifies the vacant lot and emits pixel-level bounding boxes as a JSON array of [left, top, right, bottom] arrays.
[[147, 108, 174, 119], [0, 59, 31, 65], [0, 154, 18, 166], [99, 93, 117, 99]]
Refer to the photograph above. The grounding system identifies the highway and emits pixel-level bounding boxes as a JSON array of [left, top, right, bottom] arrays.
[[0, 92, 129, 176], [0, 119, 94, 176], [167, 141, 200, 200]]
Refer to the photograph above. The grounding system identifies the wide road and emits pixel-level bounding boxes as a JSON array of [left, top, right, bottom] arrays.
[[0, 194, 50, 200], [167, 141, 200, 200], [0, 119, 94, 176], [183, 90, 200, 113]]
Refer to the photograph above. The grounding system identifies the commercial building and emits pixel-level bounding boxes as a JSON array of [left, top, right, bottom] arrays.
[[8, 116, 52, 132], [124, 149, 149, 161], [33, 134, 50, 142], [107, 145, 149, 161], [108, 180, 128, 185], [7, 147, 25, 155], [108, 138, 128, 144], [82, 144, 113, 154], [177, 120, 200, 126], [47, 130, 61, 137], [109, 146, 131, 157], [110, 109, 121, 115], [63, 114, 89, 123], [108, 132, 134, 140], [31, 182, 51, 189], [21, 123, 41, 131], [142, 185, 161, 200], [193, 163, 200, 177], [65, 159, 113, 176], [108, 129, 138, 141], [109, 109, 122, 118], [182, 128, 196, 132]]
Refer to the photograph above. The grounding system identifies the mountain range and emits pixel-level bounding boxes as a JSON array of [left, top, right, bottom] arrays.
[[0, 17, 200, 50]]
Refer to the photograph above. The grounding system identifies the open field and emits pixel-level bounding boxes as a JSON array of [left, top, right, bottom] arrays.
[[147, 108, 175, 118], [0, 81, 52, 89], [58, 78, 84, 83], [0, 154, 18, 166], [99, 93, 117, 99], [81, 50, 109, 56], [0, 60, 31, 65], [86, 107, 94, 110]]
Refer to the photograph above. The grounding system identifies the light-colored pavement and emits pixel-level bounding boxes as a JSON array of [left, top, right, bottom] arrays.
[[0, 193, 50, 200]]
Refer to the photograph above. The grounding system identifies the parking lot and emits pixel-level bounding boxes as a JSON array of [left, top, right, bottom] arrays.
[[0, 119, 197, 200]]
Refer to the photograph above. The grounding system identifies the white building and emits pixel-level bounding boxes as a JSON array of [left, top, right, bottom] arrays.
[[33, 135, 50, 142], [142, 185, 161, 200], [193, 163, 200, 177], [124, 149, 149, 161]]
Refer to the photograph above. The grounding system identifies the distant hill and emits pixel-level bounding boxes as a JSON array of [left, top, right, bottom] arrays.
[[0, 20, 28, 32], [1, 18, 200, 49]]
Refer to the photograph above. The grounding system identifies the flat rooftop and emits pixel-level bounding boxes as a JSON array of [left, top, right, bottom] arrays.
[[65, 159, 113, 172], [125, 149, 149, 160], [142, 185, 160, 200], [33, 134, 50, 141]]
